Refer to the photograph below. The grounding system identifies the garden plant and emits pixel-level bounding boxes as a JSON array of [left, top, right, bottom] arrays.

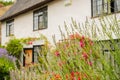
[[9, 15, 120, 80]]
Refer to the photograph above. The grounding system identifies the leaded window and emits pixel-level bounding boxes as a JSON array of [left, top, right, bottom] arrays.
[[6, 20, 14, 36], [33, 7, 47, 31]]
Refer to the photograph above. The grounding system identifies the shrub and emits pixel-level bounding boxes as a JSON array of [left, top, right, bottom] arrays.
[[6, 38, 23, 59], [0, 48, 15, 80]]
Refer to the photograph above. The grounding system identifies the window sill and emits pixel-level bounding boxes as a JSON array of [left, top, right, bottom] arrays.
[[91, 11, 120, 19], [33, 27, 47, 31]]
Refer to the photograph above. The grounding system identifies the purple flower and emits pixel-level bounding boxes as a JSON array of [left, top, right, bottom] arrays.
[[0, 48, 8, 57], [0, 48, 16, 62]]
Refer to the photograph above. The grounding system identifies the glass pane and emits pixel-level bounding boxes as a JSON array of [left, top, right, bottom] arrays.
[[97, 5, 103, 15], [34, 16, 38, 30], [92, 0, 97, 16], [104, 3, 108, 13], [10, 24, 14, 35], [97, 0, 103, 14], [97, 0, 102, 5], [34, 46, 41, 63], [6, 20, 14, 36], [38, 15, 44, 29], [116, 0, 120, 11], [6, 25, 9, 36], [44, 11, 47, 28]]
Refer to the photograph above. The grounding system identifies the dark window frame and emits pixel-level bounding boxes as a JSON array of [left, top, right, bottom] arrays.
[[33, 6, 48, 31], [91, 0, 120, 17], [33, 45, 44, 63], [6, 19, 14, 37]]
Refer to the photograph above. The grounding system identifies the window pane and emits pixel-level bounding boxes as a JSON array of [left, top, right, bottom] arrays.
[[92, 0, 97, 16], [115, 0, 120, 11], [34, 16, 39, 30], [6, 25, 10, 36], [97, 0, 103, 15], [34, 46, 40, 63], [38, 15, 44, 29], [9, 24, 14, 35], [104, 0, 108, 13], [6, 20, 14, 36], [44, 11, 47, 28]]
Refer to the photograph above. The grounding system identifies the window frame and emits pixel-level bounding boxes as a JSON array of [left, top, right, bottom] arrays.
[[91, 0, 120, 17], [33, 45, 44, 63], [6, 19, 14, 37], [33, 6, 48, 31]]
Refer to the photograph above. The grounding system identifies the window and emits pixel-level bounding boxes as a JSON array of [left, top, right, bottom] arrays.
[[33, 7, 47, 31], [6, 20, 14, 36], [33, 45, 45, 63], [92, 0, 120, 17]]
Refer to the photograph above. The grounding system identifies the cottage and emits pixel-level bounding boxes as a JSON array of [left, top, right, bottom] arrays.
[[0, 0, 120, 66]]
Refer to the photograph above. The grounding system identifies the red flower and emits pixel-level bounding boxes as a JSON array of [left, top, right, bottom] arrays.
[[79, 40, 85, 48], [66, 74, 69, 80], [70, 34, 75, 39], [54, 74, 61, 79], [89, 40, 93, 46], [27, 41, 33, 45], [78, 77, 81, 80], [71, 71, 75, 77], [82, 52, 88, 60], [88, 61, 92, 66], [75, 33, 81, 39], [81, 35, 85, 40], [55, 51, 60, 57]]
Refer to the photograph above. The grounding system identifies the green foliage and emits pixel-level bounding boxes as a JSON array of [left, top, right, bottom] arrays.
[[0, 0, 13, 6], [6, 38, 23, 58], [0, 57, 15, 80]]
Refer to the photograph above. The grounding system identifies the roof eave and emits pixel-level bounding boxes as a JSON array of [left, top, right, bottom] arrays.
[[0, 0, 53, 22]]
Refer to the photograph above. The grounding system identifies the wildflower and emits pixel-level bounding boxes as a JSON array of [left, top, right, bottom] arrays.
[[55, 51, 60, 57], [81, 35, 85, 40], [0, 48, 7, 55], [89, 40, 93, 46], [90, 49, 92, 54], [0, 48, 16, 62], [78, 77, 81, 80], [87, 61, 92, 66], [71, 71, 75, 77], [70, 34, 75, 39], [75, 33, 81, 39], [27, 41, 33, 45], [79, 40, 85, 48], [82, 52, 88, 60], [66, 74, 69, 80], [54, 74, 61, 79]]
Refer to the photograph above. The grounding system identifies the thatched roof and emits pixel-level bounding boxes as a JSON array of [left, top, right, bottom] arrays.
[[0, 0, 53, 22], [0, 5, 12, 17]]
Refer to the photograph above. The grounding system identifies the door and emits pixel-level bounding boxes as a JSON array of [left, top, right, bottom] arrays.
[[23, 48, 33, 67]]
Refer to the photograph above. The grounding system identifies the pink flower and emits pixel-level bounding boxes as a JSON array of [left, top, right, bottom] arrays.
[[89, 40, 93, 46], [55, 51, 60, 57], [90, 49, 92, 54], [82, 52, 88, 60], [28, 41, 33, 45], [79, 40, 85, 48], [88, 61, 92, 66], [81, 35, 85, 40], [69, 34, 75, 39]]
